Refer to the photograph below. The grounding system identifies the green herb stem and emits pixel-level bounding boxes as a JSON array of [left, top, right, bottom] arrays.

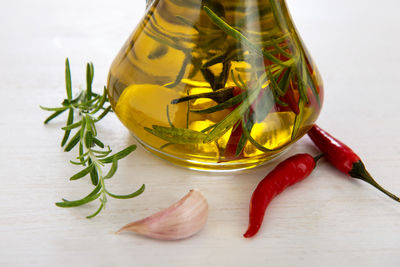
[[41, 58, 145, 218]]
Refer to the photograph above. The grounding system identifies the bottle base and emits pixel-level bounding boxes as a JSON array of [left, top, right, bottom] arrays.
[[135, 136, 291, 172]]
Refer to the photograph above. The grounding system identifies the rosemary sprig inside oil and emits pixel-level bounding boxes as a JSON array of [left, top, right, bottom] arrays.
[[142, 4, 321, 157]]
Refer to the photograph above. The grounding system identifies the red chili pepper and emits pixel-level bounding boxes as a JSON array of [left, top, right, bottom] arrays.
[[308, 124, 400, 202], [244, 153, 321, 238], [281, 79, 300, 114], [224, 121, 244, 159], [271, 69, 299, 114], [223, 87, 246, 159]]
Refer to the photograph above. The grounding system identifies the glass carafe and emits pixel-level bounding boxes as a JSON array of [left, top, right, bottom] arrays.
[[107, 0, 324, 171]]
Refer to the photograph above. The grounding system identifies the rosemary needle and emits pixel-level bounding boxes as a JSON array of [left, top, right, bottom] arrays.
[[41, 58, 145, 218]]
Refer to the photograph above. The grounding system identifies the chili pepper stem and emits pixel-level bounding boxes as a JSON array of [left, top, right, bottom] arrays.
[[313, 153, 324, 163], [349, 161, 400, 203]]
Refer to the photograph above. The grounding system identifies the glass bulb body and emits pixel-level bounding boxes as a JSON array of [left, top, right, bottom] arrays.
[[108, 0, 324, 171]]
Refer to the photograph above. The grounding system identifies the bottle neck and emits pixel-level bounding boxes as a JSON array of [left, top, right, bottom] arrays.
[[145, 0, 154, 9], [145, 0, 293, 34], [268, 0, 291, 32]]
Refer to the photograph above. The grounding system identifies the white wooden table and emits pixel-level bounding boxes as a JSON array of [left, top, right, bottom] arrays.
[[1, 0, 399, 266]]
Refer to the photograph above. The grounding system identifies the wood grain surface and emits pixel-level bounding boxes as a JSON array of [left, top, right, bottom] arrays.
[[0, 0, 399, 266]]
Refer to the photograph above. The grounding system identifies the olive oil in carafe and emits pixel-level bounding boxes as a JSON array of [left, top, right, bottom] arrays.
[[108, 0, 323, 170]]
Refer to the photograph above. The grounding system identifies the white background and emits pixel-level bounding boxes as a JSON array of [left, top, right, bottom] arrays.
[[1, 0, 400, 266]]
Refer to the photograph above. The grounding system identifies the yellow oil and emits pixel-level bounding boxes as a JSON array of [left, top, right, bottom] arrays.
[[108, 0, 323, 171]]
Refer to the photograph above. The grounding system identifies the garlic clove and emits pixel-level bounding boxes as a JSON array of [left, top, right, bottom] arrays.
[[117, 189, 208, 240]]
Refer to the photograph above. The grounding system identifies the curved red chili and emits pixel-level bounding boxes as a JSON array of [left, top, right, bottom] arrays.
[[224, 121, 244, 159], [244, 153, 320, 238], [223, 87, 245, 159], [308, 124, 400, 202]]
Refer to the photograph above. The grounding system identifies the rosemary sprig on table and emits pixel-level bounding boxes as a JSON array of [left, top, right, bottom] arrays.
[[41, 59, 145, 218]]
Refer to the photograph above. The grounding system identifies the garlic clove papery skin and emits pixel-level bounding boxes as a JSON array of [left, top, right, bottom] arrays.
[[117, 189, 208, 240]]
